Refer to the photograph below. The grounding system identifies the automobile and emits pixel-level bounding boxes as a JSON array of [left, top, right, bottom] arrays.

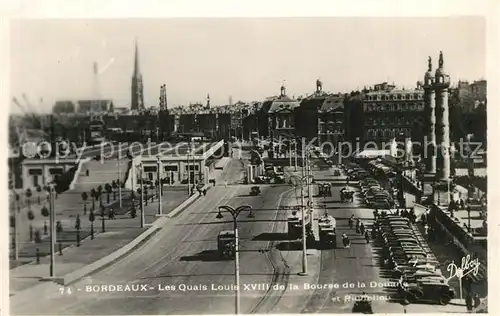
[[398, 280, 455, 305], [352, 299, 373, 314], [393, 263, 439, 276], [250, 186, 261, 196], [217, 231, 236, 260], [383, 235, 418, 243]]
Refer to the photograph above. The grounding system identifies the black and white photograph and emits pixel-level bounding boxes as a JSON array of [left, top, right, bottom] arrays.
[[6, 7, 491, 315]]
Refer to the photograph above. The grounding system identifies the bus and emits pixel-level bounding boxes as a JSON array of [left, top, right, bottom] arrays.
[[89, 120, 105, 145]]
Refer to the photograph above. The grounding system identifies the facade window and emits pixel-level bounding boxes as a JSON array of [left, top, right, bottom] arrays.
[[409, 94, 413, 100]]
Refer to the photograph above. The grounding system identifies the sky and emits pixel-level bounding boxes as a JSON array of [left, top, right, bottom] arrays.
[[10, 17, 486, 114]]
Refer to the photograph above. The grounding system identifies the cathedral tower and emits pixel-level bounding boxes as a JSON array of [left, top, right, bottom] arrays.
[[131, 40, 144, 110]]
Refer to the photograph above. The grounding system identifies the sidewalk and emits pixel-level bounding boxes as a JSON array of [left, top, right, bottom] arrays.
[[10, 186, 188, 267], [9, 186, 194, 294], [415, 222, 488, 298]]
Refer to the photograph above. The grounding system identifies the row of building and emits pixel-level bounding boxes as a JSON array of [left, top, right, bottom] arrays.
[[45, 44, 486, 150]]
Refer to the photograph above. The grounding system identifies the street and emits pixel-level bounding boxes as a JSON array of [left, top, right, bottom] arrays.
[[10, 159, 467, 314]]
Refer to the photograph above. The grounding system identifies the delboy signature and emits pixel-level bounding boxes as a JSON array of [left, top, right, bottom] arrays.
[[446, 255, 480, 281]]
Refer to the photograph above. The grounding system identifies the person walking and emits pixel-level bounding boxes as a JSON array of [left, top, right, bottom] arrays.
[[466, 292, 474, 313], [473, 293, 481, 312]]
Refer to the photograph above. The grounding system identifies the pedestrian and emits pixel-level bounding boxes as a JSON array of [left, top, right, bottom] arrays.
[[203, 189, 207, 196], [86, 169, 89, 176], [473, 294, 481, 312], [460, 199, 465, 210], [466, 292, 473, 313]]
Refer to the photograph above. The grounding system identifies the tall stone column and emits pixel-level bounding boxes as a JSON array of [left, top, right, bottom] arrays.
[[433, 51, 451, 182], [424, 86, 436, 174], [435, 87, 451, 181], [440, 88, 451, 180]]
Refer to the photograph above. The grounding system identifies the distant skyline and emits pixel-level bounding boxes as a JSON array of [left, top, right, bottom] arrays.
[[10, 17, 485, 114]]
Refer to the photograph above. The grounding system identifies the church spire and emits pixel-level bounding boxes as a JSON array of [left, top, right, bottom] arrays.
[[131, 39, 144, 110], [134, 39, 141, 78]]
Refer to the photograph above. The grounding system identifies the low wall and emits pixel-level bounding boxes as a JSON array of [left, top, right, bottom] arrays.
[[429, 204, 487, 261], [69, 157, 91, 191]]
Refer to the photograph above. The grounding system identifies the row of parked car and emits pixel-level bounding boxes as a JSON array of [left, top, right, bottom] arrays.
[[375, 214, 455, 305], [360, 177, 396, 209], [344, 165, 370, 181]]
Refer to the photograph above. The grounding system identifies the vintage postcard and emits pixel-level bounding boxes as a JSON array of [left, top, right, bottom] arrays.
[[4, 3, 493, 315]]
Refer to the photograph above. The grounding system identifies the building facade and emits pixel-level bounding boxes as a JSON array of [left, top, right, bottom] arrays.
[[363, 82, 426, 146], [318, 94, 346, 147], [267, 85, 301, 141], [296, 80, 330, 143]]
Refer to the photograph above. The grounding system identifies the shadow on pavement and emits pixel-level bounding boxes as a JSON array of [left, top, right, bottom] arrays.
[[253, 232, 289, 241], [140, 273, 275, 279], [180, 250, 228, 262], [276, 241, 303, 251]]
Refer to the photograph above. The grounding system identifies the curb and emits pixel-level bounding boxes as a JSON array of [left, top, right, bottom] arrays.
[[63, 227, 162, 286], [69, 157, 92, 191], [60, 186, 207, 286]]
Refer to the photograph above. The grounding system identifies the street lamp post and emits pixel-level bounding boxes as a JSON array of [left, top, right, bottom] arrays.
[[117, 155, 123, 208], [157, 155, 163, 215], [48, 185, 56, 277], [139, 163, 145, 228], [294, 139, 298, 171], [187, 146, 191, 195], [216, 205, 254, 315], [467, 204, 471, 233], [289, 174, 314, 276]]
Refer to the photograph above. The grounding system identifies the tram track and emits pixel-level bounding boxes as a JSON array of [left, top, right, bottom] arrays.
[[249, 188, 293, 314]]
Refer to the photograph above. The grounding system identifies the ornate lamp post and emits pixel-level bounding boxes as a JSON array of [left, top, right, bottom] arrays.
[[215, 205, 254, 315]]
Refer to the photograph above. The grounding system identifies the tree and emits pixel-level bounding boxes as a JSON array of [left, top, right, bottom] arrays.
[[105, 183, 112, 204], [96, 190, 102, 207], [89, 210, 95, 240], [90, 188, 97, 210], [15, 193, 20, 212], [81, 191, 88, 215], [75, 214, 81, 246], [27, 209, 34, 241], [36, 185, 42, 204], [41, 205, 49, 217], [112, 180, 117, 200], [25, 188, 33, 211], [56, 220, 63, 233]]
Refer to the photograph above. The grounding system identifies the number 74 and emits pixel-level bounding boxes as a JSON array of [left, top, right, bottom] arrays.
[[59, 287, 72, 295]]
